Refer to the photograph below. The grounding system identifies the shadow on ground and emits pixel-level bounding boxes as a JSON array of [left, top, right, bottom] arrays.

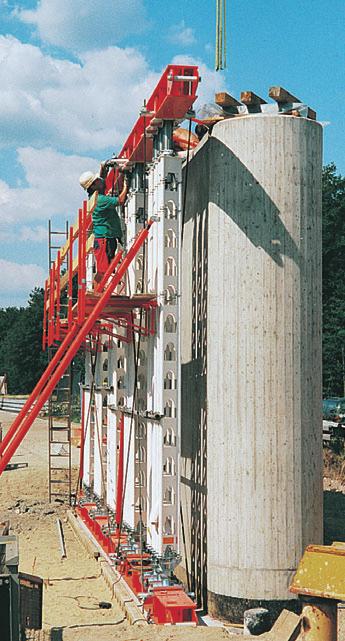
[[324, 490, 345, 545]]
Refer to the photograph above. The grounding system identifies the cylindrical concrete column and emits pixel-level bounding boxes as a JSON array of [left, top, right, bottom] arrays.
[[180, 115, 323, 620]]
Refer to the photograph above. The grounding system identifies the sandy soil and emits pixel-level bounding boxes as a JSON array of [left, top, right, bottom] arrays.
[[2, 409, 345, 640], [0, 411, 234, 641]]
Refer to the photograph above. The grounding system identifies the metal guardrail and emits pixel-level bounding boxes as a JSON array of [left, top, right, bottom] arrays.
[[0, 396, 48, 414]]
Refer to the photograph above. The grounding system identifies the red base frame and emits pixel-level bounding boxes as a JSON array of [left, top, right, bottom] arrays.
[[76, 503, 197, 625]]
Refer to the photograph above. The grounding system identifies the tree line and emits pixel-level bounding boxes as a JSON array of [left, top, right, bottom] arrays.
[[0, 163, 344, 397]]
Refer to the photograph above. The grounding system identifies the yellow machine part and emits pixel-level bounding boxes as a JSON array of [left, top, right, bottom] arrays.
[[300, 602, 337, 641], [290, 543, 345, 600]]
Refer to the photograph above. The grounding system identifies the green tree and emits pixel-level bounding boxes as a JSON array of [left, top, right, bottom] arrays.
[[0, 285, 84, 398], [322, 163, 345, 396], [0, 288, 47, 394]]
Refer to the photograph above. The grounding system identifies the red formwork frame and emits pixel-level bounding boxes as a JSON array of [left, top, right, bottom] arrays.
[[75, 501, 198, 624], [1, 61, 201, 624], [43, 63, 199, 348], [39, 63, 200, 627], [0, 221, 154, 474], [105, 64, 199, 193]]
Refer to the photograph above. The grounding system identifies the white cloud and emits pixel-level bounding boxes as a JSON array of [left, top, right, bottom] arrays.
[[0, 259, 46, 293], [0, 36, 160, 153], [168, 21, 196, 47], [19, 226, 47, 242], [0, 37, 224, 157], [0, 147, 100, 228], [0, 225, 47, 244], [17, 0, 148, 52]]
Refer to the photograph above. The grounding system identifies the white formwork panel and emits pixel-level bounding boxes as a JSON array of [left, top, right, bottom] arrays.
[[82, 389, 92, 486], [92, 341, 105, 498], [86, 252, 94, 290], [145, 153, 182, 555], [93, 389, 104, 498], [123, 413, 135, 528], [126, 191, 144, 295], [82, 350, 93, 486], [106, 339, 118, 510], [126, 187, 150, 530], [122, 337, 135, 528], [134, 417, 147, 526], [146, 420, 163, 553]]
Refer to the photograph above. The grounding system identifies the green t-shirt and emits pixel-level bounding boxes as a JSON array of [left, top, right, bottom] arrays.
[[92, 194, 122, 239]]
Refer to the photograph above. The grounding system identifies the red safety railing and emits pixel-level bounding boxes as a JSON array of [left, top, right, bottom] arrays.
[[0, 220, 154, 474]]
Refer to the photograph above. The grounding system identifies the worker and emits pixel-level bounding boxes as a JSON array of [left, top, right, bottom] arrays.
[[79, 161, 129, 282]]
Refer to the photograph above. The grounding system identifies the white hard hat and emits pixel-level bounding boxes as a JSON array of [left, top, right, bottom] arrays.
[[79, 170, 99, 190]]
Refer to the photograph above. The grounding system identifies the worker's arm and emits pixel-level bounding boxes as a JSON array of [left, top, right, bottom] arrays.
[[118, 176, 129, 206], [100, 158, 130, 204]]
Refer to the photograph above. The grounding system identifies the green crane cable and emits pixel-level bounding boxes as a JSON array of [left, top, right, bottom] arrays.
[[215, 0, 227, 71], [223, 0, 227, 68], [215, 0, 219, 70], [219, 0, 223, 68]]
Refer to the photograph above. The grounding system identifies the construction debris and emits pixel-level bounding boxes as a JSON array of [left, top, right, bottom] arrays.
[[56, 517, 66, 559]]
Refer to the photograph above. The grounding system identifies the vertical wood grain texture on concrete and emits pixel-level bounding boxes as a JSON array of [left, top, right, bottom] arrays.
[[180, 116, 323, 615]]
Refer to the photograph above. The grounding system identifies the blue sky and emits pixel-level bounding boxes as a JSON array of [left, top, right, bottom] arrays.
[[0, 0, 344, 307]]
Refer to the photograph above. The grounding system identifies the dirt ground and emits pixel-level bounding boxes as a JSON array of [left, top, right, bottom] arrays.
[[0, 411, 235, 641], [2, 410, 345, 640]]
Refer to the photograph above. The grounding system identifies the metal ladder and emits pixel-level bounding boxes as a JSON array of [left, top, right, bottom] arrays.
[[48, 220, 72, 503], [48, 359, 72, 503]]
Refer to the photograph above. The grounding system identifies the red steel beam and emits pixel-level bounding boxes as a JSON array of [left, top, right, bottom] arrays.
[[42, 279, 48, 351], [105, 64, 199, 191], [67, 224, 74, 327], [48, 263, 55, 346], [77, 207, 83, 325], [95, 250, 123, 293], [79, 202, 87, 324], [56, 250, 61, 342]]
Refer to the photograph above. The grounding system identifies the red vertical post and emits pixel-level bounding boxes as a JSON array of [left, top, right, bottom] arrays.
[[115, 413, 124, 529], [150, 304, 156, 336], [78, 386, 85, 494], [80, 200, 87, 322], [68, 225, 74, 327], [42, 279, 48, 351], [77, 208, 82, 325], [56, 250, 61, 342], [48, 264, 55, 346]]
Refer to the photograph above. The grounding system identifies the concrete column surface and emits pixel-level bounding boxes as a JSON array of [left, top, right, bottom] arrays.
[[180, 115, 323, 621]]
